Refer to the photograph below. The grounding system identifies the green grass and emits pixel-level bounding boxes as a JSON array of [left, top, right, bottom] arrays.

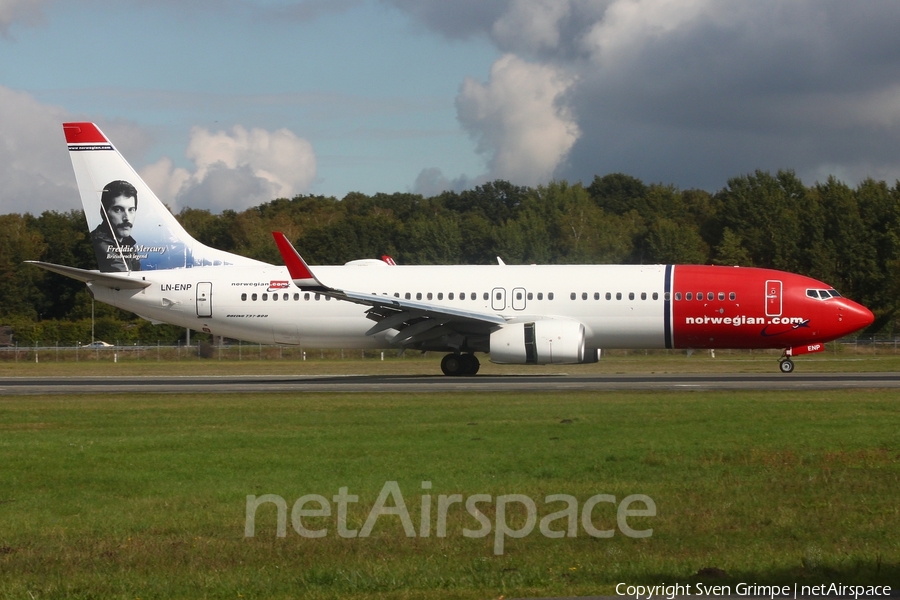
[[0, 390, 898, 598]]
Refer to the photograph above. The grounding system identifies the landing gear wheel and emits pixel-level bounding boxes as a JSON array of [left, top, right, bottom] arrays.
[[442, 353, 481, 376], [460, 353, 480, 376], [441, 353, 463, 376], [779, 358, 794, 374]]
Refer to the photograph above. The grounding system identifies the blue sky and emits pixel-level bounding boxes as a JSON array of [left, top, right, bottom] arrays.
[[3, 1, 900, 215], [0, 0, 499, 212]]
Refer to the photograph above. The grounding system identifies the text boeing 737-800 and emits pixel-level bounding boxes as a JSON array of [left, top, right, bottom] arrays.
[[28, 122, 874, 375]]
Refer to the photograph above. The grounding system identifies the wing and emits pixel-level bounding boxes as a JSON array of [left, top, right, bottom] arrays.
[[272, 232, 506, 350]]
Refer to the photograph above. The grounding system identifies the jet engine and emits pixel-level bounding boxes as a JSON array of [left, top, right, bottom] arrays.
[[490, 320, 589, 364]]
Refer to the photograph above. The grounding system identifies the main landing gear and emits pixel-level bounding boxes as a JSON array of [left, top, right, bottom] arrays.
[[778, 357, 794, 373], [441, 353, 480, 376]]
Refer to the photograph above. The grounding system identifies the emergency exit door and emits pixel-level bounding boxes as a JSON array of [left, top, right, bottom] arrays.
[[196, 282, 213, 317]]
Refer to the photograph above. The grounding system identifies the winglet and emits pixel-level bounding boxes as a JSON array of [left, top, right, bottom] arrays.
[[272, 232, 327, 289]]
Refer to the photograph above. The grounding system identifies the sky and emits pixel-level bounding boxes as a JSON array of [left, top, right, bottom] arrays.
[[3, 0, 900, 215]]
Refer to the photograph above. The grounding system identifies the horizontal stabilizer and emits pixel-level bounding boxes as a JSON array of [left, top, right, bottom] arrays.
[[26, 261, 151, 290]]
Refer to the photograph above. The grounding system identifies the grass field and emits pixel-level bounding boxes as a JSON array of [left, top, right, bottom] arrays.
[[0, 388, 898, 599]]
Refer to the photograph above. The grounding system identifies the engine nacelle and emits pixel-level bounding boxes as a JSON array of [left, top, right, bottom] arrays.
[[490, 320, 586, 364]]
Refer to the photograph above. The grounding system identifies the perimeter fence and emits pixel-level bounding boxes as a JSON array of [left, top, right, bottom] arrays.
[[0, 336, 893, 363]]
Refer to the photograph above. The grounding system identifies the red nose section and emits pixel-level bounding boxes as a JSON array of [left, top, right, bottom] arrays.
[[840, 300, 874, 336]]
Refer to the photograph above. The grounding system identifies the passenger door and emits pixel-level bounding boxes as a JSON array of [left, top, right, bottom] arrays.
[[765, 280, 782, 317]]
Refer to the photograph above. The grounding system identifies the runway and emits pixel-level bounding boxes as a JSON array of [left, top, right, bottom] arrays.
[[2, 372, 900, 395]]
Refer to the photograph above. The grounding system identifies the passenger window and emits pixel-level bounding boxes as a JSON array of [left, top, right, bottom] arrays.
[[582, 292, 588, 300], [293, 293, 299, 301], [652, 292, 659, 300], [527, 292, 533, 300], [675, 292, 682, 301], [641, 292, 647, 300], [326, 296, 331, 301], [304, 293, 310, 301], [707, 292, 714, 301], [718, 292, 724, 301], [438, 292, 444, 300], [516, 292, 523, 300], [686, 292, 692, 300], [241, 293, 247, 301], [427, 292, 433, 300], [262, 293, 268, 301], [460, 292, 465, 300], [605, 292, 611, 300], [616, 292, 622, 300], [537, 292, 543, 300], [273, 294, 278, 301], [449, 293, 454, 300], [416, 292, 422, 300], [495, 292, 502, 300], [594, 292, 600, 300], [548, 292, 554, 300], [315, 294, 320, 301], [404, 293, 411, 300], [664, 292, 670, 300], [570, 292, 576, 300], [394, 293, 400, 298], [629, 292, 635, 300], [729, 292, 736, 301], [471, 292, 476, 300]]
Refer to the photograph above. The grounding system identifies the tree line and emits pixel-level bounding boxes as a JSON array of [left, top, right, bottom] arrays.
[[2, 170, 898, 345]]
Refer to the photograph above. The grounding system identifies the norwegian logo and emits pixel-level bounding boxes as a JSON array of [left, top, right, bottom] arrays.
[[268, 280, 290, 292]]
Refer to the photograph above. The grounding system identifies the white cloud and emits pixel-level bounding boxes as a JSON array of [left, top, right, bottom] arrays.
[[0, 86, 79, 214], [411, 167, 481, 197], [0, 87, 312, 216], [456, 54, 579, 186], [144, 125, 317, 212], [0, 0, 45, 35]]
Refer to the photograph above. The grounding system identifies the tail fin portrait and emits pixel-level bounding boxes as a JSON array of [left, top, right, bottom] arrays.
[[63, 123, 263, 272]]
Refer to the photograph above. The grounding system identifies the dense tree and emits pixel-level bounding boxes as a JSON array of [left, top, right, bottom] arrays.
[[3, 169, 900, 340]]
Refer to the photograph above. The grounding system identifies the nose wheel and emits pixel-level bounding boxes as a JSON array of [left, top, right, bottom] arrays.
[[778, 358, 794, 373]]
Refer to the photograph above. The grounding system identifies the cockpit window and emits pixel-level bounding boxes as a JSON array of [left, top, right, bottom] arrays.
[[808, 288, 842, 300]]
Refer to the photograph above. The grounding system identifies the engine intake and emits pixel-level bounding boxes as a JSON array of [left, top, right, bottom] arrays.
[[490, 320, 586, 364]]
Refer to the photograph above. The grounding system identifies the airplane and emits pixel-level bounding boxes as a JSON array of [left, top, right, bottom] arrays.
[[27, 122, 874, 376]]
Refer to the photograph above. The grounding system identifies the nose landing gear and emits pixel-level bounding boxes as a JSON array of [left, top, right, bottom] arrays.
[[778, 357, 794, 373], [440, 353, 480, 376]]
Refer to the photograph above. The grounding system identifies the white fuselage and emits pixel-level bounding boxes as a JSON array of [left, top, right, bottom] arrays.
[[90, 263, 669, 349]]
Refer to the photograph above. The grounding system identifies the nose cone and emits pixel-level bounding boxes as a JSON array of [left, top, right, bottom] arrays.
[[839, 300, 874, 335]]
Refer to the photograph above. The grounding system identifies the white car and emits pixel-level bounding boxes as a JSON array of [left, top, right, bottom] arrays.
[[85, 341, 113, 348]]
